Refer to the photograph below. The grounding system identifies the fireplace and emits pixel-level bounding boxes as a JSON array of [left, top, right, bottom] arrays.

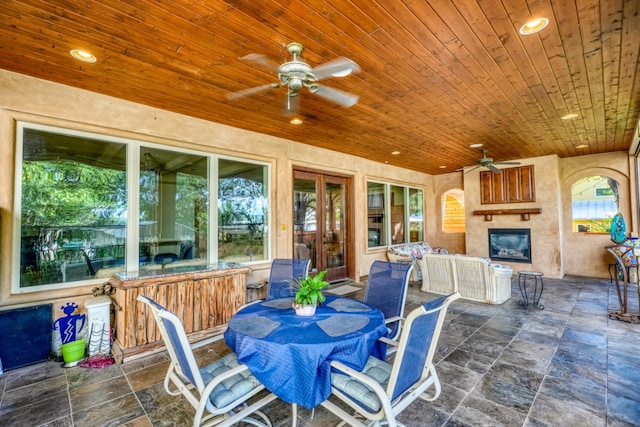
[[488, 228, 531, 263]]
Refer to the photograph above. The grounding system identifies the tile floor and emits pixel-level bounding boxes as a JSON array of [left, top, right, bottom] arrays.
[[1, 274, 639, 427]]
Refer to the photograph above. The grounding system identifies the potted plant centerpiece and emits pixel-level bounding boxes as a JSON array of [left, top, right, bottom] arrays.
[[292, 270, 329, 316]]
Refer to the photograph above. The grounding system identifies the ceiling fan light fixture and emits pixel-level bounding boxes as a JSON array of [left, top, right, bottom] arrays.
[[70, 49, 97, 63], [519, 18, 549, 35], [331, 68, 353, 78]]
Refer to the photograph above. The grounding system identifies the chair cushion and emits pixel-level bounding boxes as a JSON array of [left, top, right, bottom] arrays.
[[331, 356, 392, 413], [200, 353, 262, 409]]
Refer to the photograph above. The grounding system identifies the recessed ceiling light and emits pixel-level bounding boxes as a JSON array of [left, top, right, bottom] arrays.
[[561, 113, 579, 120], [290, 118, 303, 125], [470, 143, 483, 148], [439, 165, 447, 169], [519, 18, 549, 35], [575, 144, 588, 149], [391, 151, 401, 155], [70, 49, 97, 63]]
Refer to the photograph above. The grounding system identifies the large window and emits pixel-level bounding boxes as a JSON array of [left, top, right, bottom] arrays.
[[218, 158, 268, 263], [13, 123, 269, 292], [367, 181, 423, 248]]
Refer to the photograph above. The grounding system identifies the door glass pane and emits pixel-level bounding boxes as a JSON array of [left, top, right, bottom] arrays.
[[391, 185, 406, 244], [409, 188, 424, 241], [367, 182, 386, 248], [140, 147, 208, 267], [325, 182, 344, 268], [218, 159, 268, 262], [18, 127, 127, 288], [294, 178, 317, 272]]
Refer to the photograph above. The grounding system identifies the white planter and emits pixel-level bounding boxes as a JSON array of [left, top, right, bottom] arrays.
[[293, 304, 317, 316]]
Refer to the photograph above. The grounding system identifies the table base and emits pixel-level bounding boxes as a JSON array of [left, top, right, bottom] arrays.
[[518, 272, 544, 310]]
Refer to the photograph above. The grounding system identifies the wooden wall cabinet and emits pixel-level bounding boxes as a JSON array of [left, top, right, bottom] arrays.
[[480, 165, 535, 204]]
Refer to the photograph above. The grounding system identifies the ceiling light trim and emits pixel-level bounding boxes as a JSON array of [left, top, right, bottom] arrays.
[[70, 49, 97, 63], [519, 18, 549, 35]]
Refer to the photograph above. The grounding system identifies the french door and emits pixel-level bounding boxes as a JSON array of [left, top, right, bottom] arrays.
[[293, 169, 352, 282]]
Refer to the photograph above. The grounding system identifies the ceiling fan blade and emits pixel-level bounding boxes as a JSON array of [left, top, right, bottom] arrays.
[[494, 161, 521, 165], [311, 57, 361, 80], [462, 165, 481, 173], [239, 53, 280, 71], [226, 83, 281, 100], [310, 84, 359, 107], [487, 164, 502, 173]]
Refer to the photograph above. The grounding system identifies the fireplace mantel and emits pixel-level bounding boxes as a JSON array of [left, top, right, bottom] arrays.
[[473, 208, 542, 221]]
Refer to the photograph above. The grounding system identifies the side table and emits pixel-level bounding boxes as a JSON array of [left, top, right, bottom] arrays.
[[517, 271, 544, 310]]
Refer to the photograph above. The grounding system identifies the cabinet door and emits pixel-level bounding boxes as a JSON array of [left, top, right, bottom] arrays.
[[505, 165, 535, 202], [480, 171, 505, 204], [481, 165, 535, 204]]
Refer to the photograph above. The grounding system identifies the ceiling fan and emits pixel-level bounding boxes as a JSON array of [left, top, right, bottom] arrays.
[[226, 42, 360, 109], [462, 149, 521, 173]]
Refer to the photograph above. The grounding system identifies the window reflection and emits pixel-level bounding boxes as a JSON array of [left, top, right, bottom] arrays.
[[139, 147, 209, 268], [218, 159, 268, 262]]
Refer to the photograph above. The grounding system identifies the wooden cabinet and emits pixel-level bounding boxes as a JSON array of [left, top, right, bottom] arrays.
[[481, 165, 535, 204], [109, 264, 250, 363]]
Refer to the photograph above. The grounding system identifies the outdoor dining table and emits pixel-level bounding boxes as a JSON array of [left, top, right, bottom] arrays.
[[223, 295, 388, 412]]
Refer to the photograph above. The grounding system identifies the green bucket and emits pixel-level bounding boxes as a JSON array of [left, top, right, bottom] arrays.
[[61, 339, 86, 363]]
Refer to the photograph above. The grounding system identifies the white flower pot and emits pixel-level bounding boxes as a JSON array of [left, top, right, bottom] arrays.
[[293, 303, 317, 316]]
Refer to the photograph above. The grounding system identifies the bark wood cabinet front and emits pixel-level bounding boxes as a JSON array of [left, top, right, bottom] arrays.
[[109, 264, 251, 363]]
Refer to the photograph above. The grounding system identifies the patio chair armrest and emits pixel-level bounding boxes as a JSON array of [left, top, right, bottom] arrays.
[[384, 315, 404, 325], [377, 336, 399, 347], [190, 333, 225, 350]]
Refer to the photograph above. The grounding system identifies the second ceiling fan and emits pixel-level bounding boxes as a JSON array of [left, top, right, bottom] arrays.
[[226, 42, 360, 109], [464, 149, 521, 173]]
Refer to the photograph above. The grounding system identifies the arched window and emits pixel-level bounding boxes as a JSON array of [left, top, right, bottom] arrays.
[[571, 176, 619, 233], [442, 189, 465, 233]]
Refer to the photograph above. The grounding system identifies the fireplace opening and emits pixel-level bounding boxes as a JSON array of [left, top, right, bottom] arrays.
[[488, 228, 531, 263]]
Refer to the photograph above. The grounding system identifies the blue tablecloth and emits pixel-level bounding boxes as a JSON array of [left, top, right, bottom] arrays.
[[224, 296, 387, 409]]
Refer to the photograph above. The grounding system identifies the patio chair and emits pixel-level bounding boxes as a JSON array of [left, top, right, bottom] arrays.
[[266, 258, 311, 299], [320, 292, 461, 427], [137, 295, 277, 427], [363, 260, 413, 342]]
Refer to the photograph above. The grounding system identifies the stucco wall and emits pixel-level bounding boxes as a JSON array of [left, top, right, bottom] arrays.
[[0, 70, 430, 307], [561, 152, 632, 278], [429, 172, 466, 254], [464, 152, 634, 279], [464, 155, 565, 278]]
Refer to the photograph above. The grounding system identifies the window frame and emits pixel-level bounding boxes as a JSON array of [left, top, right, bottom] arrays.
[[366, 180, 423, 249], [12, 121, 271, 293]]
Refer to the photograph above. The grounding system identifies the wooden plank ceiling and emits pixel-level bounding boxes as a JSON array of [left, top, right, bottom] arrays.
[[1, 0, 638, 175]]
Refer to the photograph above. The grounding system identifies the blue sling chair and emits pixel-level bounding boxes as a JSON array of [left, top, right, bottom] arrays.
[[320, 292, 461, 427], [137, 295, 277, 427], [363, 260, 413, 345]]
